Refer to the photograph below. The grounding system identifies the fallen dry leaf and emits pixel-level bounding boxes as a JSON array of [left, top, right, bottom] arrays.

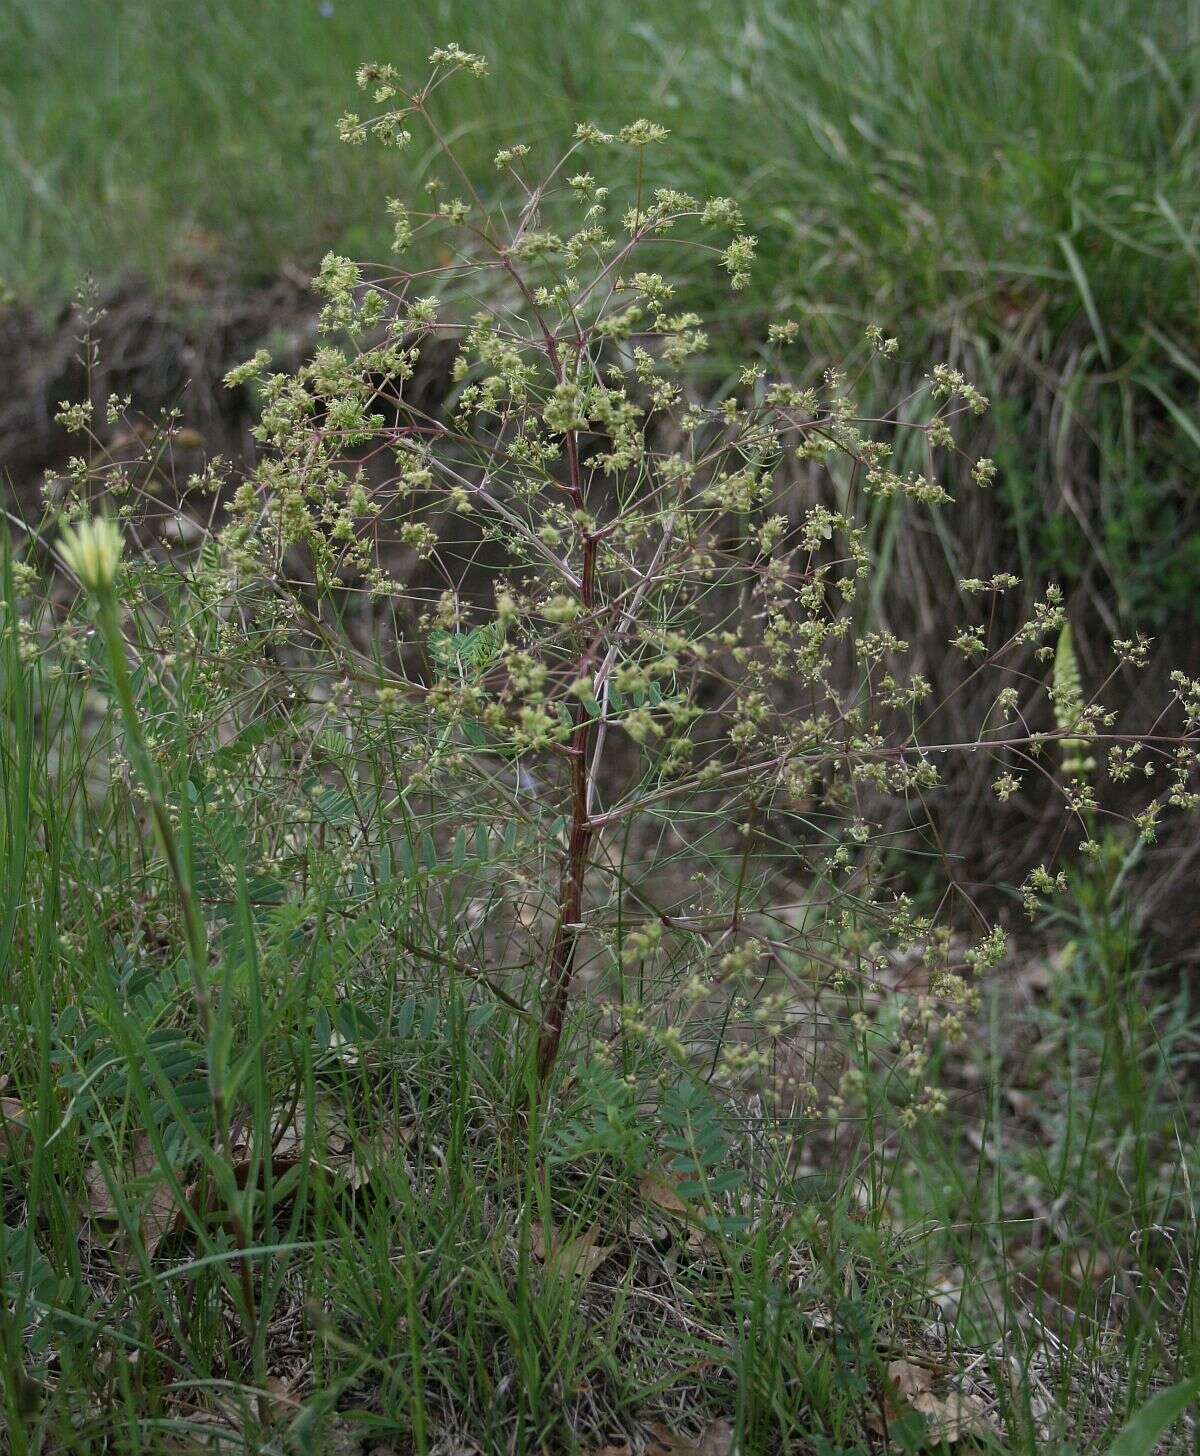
[[696, 1419, 735, 1456], [262, 1099, 411, 1189], [0, 1097, 31, 1160], [84, 1134, 180, 1260], [638, 1172, 717, 1254], [889, 1358, 935, 1398], [551, 1226, 614, 1282], [638, 1171, 688, 1216], [263, 1375, 302, 1413], [139, 1181, 180, 1257], [646, 1427, 677, 1455], [875, 1362, 995, 1448], [531, 1220, 614, 1282], [647, 1418, 735, 1456], [910, 1389, 993, 1445]]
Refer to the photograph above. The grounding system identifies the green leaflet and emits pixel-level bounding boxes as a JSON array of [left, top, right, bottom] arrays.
[[428, 620, 506, 678]]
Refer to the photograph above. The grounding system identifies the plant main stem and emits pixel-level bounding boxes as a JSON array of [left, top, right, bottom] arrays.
[[535, 431, 596, 1083]]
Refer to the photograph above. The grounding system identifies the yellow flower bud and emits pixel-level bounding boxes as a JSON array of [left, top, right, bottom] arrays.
[[59, 516, 123, 593]]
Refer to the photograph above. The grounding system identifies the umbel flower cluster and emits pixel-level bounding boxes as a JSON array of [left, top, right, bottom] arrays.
[[55, 47, 1197, 1107]]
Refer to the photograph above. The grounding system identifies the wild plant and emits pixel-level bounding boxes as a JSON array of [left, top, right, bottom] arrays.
[[46, 46, 1198, 1120], [5, 42, 1198, 1452]]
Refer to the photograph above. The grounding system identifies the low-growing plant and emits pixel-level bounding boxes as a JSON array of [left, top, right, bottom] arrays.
[[201, 47, 1195, 1091], [38, 43, 1200, 1148], [6, 42, 1200, 1452]]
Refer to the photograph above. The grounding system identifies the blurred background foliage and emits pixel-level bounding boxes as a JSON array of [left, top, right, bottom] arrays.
[[2, 0, 1199, 628]]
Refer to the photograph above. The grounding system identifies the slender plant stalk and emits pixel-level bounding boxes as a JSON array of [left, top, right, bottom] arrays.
[[86, 575, 266, 1419], [535, 488, 597, 1083]]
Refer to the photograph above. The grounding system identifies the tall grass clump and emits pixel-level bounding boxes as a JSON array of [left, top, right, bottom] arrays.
[[2, 43, 1199, 1454]]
